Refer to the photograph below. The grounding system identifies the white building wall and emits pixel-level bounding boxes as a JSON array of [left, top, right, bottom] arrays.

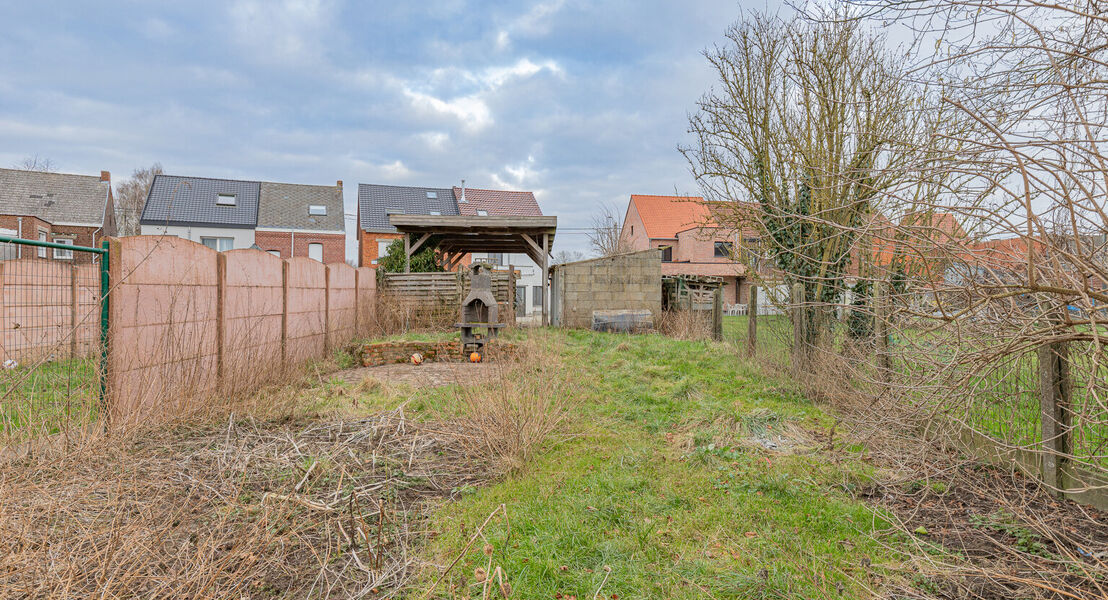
[[139, 224, 255, 249], [471, 251, 545, 319]]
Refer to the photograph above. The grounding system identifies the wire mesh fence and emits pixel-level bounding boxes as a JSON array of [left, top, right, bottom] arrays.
[[0, 236, 106, 440]]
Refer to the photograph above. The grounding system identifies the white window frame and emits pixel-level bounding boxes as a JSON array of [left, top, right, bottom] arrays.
[[267, 249, 281, 257], [53, 238, 74, 260], [308, 242, 324, 262], [200, 237, 234, 252], [476, 209, 489, 216], [426, 191, 437, 199], [37, 229, 47, 258], [429, 210, 441, 216], [216, 193, 237, 206], [308, 205, 327, 216]]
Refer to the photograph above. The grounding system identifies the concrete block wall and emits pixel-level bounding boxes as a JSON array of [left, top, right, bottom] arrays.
[[553, 249, 662, 329], [106, 236, 377, 425]]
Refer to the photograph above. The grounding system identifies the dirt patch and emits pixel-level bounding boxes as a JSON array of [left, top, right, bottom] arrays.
[[0, 408, 493, 598], [335, 361, 502, 389], [864, 460, 1108, 599]]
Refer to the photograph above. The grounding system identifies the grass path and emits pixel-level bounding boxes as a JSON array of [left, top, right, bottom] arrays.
[[390, 329, 902, 598]]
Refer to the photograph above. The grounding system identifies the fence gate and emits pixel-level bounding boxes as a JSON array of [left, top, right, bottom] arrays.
[[0, 236, 108, 439]]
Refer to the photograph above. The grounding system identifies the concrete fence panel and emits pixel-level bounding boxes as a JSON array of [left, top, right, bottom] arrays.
[[0, 260, 76, 362], [107, 236, 220, 423], [326, 263, 357, 348], [222, 249, 284, 391], [285, 257, 327, 364], [355, 266, 377, 336]]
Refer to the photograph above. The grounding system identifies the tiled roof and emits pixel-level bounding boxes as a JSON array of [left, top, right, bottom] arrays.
[[141, 174, 260, 228], [453, 187, 542, 217], [0, 168, 110, 225], [358, 184, 459, 233], [628, 194, 711, 239], [258, 182, 344, 231]]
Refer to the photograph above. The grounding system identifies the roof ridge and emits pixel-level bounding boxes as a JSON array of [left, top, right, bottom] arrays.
[[453, 185, 535, 195], [157, 173, 263, 185], [0, 167, 104, 181]]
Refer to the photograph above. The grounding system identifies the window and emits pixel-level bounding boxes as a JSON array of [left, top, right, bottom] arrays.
[[267, 249, 281, 257], [216, 193, 237, 206], [714, 241, 733, 258], [516, 284, 526, 316], [53, 238, 74, 260], [308, 205, 327, 216], [661, 246, 673, 262], [308, 243, 323, 262], [630, 225, 634, 235], [385, 208, 404, 215], [532, 285, 543, 308], [486, 253, 504, 265], [429, 210, 441, 216], [476, 209, 488, 216], [37, 230, 47, 258], [201, 237, 234, 251], [426, 191, 437, 199]]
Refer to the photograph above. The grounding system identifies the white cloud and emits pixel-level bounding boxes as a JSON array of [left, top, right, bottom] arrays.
[[229, 0, 336, 65], [403, 89, 492, 132], [417, 131, 450, 149], [496, 0, 567, 49]]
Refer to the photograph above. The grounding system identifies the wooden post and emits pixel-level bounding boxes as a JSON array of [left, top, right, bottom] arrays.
[[403, 233, 410, 273], [70, 265, 79, 358], [541, 232, 550, 326], [747, 285, 758, 356], [216, 253, 226, 384], [875, 281, 891, 383], [507, 264, 516, 327], [712, 286, 723, 341], [1038, 341, 1071, 493], [791, 282, 806, 372]]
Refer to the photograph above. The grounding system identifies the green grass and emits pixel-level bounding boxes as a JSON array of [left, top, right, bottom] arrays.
[[0, 356, 99, 431], [392, 329, 904, 598]]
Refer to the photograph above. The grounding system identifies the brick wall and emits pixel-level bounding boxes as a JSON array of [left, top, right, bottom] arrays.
[[0, 215, 106, 264], [254, 230, 346, 264], [552, 249, 662, 329], [358, 231, 402, 268]]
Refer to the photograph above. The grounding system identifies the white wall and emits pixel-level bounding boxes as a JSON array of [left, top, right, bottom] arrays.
[[139, 224, 255, 249], [472, 252, 545, 317]]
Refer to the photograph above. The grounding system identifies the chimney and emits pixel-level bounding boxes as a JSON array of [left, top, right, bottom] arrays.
[[336, 180, 343, 190], [100, 170, 111, 182], [460, 179, 466, 203]]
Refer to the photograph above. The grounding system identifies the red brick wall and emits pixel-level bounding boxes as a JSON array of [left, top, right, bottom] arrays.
[[358, 231, 402, 268], [0, 215, 104, 264], [619, 200, 651, 251], [255, 231, 346, 264], [674, 227, 739, 263]]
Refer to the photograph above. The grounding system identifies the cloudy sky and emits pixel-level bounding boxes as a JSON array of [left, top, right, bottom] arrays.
[[0, 0, 752, 256]]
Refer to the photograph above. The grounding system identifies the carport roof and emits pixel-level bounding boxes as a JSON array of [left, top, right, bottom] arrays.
[[388, 214, 557, 265]]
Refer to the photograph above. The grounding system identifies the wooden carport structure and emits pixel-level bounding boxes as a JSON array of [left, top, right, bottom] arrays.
[[388, 215, 558, 324]]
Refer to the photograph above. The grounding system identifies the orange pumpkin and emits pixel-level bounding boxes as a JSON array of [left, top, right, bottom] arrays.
[[469, 352, 482, 363]]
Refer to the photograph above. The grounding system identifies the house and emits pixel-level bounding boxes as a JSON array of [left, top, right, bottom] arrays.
[[620, 194, 761, 304], [0, 167, 117, 263], [140, 175, 345, 263], [357, 182, 548, 318]]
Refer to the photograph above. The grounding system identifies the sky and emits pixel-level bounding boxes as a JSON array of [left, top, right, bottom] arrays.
[[0, 0, 755, 257]]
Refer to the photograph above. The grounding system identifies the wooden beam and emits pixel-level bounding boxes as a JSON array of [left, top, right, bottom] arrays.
[[542, 232, 550, 326], [404, 233, 410, 273], [520, 233, 543, 257], [409, 232, 432, 255]]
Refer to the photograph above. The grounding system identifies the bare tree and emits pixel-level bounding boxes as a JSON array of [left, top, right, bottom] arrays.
[[587, 202, 628, 257], [553, 250, 585, 264], [115, 163, 163, 236], [14, 155, 56, 172], [682, 11, 946, 336]]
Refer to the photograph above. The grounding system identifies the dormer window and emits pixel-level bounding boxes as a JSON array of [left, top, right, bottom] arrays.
[[308, 205, 327, 216], [426, 191, 437, 199], [216, 193, 236, 206], [477, 209, 488, 216], [430, 211, 441, 216]]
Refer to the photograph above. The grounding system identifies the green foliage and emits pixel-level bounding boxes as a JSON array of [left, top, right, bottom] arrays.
[[377, 238, 444, 273]]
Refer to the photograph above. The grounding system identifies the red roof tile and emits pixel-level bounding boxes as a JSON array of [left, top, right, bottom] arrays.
[[628, 194, 712, 239], [453, 186, 542, 217]]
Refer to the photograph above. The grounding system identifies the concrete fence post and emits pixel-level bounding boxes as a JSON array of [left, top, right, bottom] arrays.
[[712, 286, 723, 341], [1038, 340, 1072, 494], [353, 267, 360, 337], [281, 260, 289, 365], [216, 253, 227, 384], [791, 282, 807, 372], [747, 285, 758, 356]]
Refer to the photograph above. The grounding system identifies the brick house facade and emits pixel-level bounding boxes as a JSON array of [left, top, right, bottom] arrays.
[[255, 230, 346, 264], [0, 168, 117, 263]]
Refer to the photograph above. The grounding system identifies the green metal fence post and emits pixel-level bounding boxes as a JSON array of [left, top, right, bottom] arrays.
[[99, 240, 110, 422]]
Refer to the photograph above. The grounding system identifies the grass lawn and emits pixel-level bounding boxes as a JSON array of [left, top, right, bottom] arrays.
[[350, 329, 904, 598], [0, 356, 98, 432]]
